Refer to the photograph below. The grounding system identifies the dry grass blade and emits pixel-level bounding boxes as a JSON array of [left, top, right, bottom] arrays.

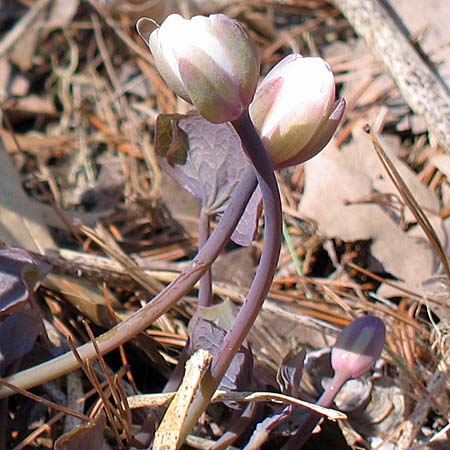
[[212, 392, 346, 421], [68, 327, 132, 449], [0, 377, 90, 422], [366, 125, 450, 285], [83, 323, 132, 446], [79, 224, 165, 295]]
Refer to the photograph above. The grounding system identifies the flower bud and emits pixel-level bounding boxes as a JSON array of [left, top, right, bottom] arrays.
[[331, 315, 386, 380], [138, 14, 260, 124], [250, 54, 345, 169]]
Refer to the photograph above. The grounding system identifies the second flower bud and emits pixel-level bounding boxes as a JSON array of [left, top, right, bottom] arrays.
[[250, 54, 345, 169]]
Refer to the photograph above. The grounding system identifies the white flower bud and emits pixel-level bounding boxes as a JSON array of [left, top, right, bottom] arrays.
[[250, 54, 345, 169], [138, 14, 260, 124]]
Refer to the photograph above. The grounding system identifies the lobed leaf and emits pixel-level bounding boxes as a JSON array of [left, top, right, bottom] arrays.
[[190, 314, 254, 399], [155, 114, 261, 246]]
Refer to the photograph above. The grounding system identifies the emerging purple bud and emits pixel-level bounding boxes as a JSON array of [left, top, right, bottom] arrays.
[[138, 14, 260, 124], [331, 315, 386, 380], [250, 54, 345, 169]]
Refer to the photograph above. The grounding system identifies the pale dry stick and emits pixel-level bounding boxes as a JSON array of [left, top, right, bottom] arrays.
[[48, 248, 242, 298], [333, 0, 450, 153], [128, 389, 346, 421], [153, 349, 213, 450], [184, 434, 216, 450], [0, 0, 52, 58]]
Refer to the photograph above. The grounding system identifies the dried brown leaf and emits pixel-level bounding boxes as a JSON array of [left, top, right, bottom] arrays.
[[299, 133, 441, 289]]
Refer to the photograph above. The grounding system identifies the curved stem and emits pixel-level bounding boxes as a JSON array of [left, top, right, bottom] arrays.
[[197, 209, 212, 307], [178, 111, 282, 445], [0, 167, 258, 399], [212, 110, 282, 381], [243, 405, 293, 450], [211, 402, 259, 450], [281, 371, 349, 450]]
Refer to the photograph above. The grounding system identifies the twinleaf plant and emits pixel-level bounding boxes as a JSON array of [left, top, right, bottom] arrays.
[[138, 12, 347, 446], [0, 11, 387, 449]]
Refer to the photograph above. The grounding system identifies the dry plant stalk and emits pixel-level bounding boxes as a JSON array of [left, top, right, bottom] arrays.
[[153, 349, 213, 450], [128, 389, 346, 421]]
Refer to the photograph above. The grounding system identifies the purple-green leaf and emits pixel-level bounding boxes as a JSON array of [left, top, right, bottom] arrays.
[[276, 348, 306, 397], [190, 315, 253, 397], [155, 114, 261, 246], [0, 307, 42, 375], [0, 247, 51, 314], [54, 414, 106, 450]]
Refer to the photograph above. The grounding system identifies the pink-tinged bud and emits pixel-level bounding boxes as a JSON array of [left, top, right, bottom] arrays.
[[331, 315, 386, 380], [250, 54, 345, 169], [138, 14, 260, 124]]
